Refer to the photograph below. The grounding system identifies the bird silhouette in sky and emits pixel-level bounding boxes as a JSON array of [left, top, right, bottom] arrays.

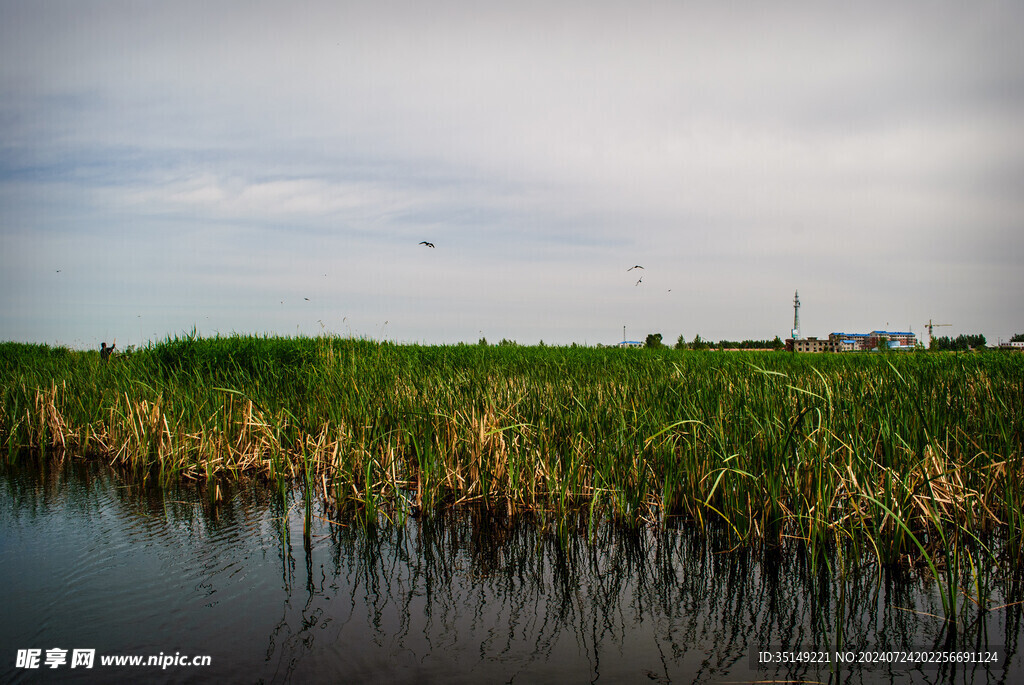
[[635, 278, 643, 286], [304, 297, 310, 301], [627, 265, 644, 271], [419, 241, 435, 248]]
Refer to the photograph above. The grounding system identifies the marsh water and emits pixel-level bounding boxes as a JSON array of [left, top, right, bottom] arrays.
[[1, 458, 1021, 684]]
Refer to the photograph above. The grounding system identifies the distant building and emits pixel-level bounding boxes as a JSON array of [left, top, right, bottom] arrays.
[[618, 340, 644, 348], [788, 337, 834, 353], [786, 330, 918, 352], [825, 331, 917, 350], [861, 331, 917, 350], [782, 292, 920, 352], [828, 332, 870, 350], [786, 336, 856, 353], [999, 341, 1024, 351]]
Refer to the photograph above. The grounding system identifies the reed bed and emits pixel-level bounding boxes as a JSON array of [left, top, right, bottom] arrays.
[[2, 336, 1022, 569]]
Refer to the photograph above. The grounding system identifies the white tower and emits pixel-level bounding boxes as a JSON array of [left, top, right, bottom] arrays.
[[791, 290, 801, 340]]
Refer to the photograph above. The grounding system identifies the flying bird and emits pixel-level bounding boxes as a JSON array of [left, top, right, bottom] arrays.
[[304, 297, 310, 301], [419, 241, 435, 248], [627, 265, 644, 271], [635, 278, 643, 286]]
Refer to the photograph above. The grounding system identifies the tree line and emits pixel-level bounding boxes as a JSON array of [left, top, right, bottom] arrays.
[[644, 334, 785, 350], [476, 333, 1020, 351], [930, 334, 987, 351]]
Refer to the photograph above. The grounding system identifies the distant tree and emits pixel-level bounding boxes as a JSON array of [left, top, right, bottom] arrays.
[[1011, 333, 1024, 343], [675, 334, 687, 350], [690, 334, 709, 351], [714, 339, 777, 350], [771, 336, 784, 351], [478, 337, 488, 346], [645, 333, 663, 349], [932, 334, 987, 351]]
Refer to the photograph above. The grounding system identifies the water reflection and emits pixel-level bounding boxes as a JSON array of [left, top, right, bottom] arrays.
[[1, 457, 1021, 683]]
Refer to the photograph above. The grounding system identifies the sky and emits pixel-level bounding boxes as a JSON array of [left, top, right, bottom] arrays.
[[2, 0, 1022, 348]]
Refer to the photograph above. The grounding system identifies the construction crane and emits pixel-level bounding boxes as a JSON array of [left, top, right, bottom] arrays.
[[925, 319, 952, 349]]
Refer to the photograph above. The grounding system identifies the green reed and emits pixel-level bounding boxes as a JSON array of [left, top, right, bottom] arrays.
[[2, 337, 1022, 569]]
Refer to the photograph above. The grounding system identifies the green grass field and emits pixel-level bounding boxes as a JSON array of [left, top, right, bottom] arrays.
[[2, 336, 1022, 573]]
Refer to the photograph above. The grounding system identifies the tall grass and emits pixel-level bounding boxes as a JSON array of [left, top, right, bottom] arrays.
[[2, 336, 1022, 574]]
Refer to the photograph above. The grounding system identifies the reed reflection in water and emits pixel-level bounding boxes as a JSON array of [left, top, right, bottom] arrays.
[[1, 458, 1020, 683]]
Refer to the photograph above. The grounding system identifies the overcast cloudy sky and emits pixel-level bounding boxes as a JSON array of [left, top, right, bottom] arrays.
[[2, 1, 1022, 348]]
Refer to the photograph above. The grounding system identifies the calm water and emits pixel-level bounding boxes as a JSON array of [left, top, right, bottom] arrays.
[[1, 458, 1021, 684]]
